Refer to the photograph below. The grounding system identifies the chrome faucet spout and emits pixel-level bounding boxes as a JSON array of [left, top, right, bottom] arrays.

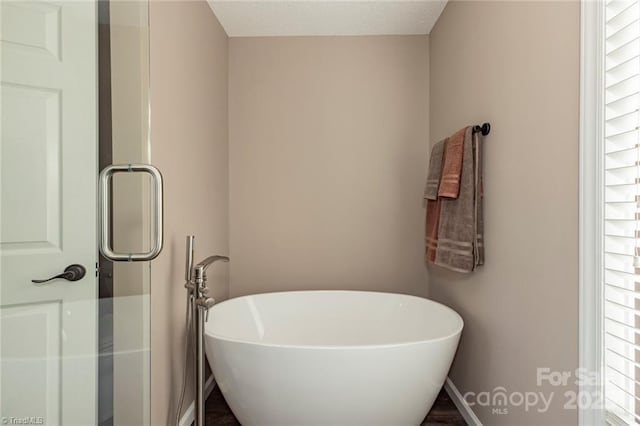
[[192, 255, 230, 284], [195, 255, 229, 270]]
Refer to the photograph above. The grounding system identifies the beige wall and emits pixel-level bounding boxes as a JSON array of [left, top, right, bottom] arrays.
[[229, 36, 429, 297], [428, 1, 580, 424], [149, 1, 229, 424]]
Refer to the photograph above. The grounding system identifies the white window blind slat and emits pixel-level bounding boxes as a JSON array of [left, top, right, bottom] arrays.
[[606, 131, 639, 153], [607, 53, 640, 83], [606, 172, 639, 190], [606, 110, 639, 134], [606, 148, 639, 169], [608, 19, 640, 46], [605, 220, 637, 239], [606, 317, 640, 338], [607, 109, 640, 124], [607, 268, 640, 281], [609, 0, 637, 16], [606, 90, 640, 107], [607, 328, 640, 350], [606, 73, 640, 101], [607, 344, 640, 368], [606, 366, 640, 397], [606, 40, 640, 71], [605, 268, 640, 286], [605, 253, 637, 275], [606, 236, 638, 255], [607, 2, 639, 32]]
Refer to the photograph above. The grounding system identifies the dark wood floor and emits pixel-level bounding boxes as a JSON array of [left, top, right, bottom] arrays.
[[205, 385, 466, 425]]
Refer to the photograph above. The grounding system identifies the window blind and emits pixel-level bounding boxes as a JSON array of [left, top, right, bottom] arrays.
[[605, 1, 640, 424]]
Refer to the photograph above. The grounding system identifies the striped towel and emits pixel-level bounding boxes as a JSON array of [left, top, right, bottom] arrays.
[[424, 139, 447, 200], [424, 139, 447, 262], [438, 127, 466, 199]]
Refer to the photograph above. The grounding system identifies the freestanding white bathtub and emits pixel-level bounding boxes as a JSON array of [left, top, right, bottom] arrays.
[[204, 291, 463, 426]]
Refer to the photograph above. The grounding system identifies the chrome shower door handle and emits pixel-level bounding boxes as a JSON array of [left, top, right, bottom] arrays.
[[99, 164, 164, 262]]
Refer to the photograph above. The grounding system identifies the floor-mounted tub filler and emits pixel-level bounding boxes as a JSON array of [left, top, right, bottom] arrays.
[[204, 290, 463, 425]]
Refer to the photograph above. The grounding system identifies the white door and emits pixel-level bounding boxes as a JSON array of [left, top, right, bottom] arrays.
[[0, 1, 98, 425]]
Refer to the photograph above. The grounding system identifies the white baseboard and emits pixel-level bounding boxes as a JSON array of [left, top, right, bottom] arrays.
[[444, 377, 482, 426], [178, 375, 216, 426]]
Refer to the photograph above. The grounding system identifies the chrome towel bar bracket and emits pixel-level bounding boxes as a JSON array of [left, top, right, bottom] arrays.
[[99, 164, 164, 262]]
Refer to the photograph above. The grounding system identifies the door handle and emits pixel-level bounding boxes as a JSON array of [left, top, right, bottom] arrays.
[[98, 164, 164, 262], [32, 264, 86, 284]]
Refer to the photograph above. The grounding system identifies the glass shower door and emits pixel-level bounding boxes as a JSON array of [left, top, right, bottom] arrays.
[[0, 1, 153, 424]]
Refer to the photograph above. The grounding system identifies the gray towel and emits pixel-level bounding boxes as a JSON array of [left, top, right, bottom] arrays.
[[424, 139, 447, 200], [435, 127, 484, 272], [475, 131, 484, 266]]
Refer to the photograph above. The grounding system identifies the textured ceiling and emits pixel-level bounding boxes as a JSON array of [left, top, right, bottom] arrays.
[[207, 1, 448, 37]]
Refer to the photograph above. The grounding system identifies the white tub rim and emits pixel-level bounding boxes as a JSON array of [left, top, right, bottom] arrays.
[[204, 290, 464, 350]]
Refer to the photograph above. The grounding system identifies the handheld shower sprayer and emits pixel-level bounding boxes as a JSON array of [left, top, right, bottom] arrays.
[[186, 235, 195, 283], [176, 235, 195, 426]]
